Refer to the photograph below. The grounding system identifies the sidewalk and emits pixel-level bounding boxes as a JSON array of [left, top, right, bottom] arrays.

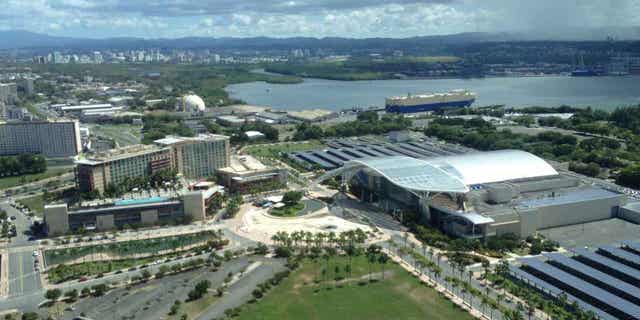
[[383, 248, 490, 320], [0, 250, 9, 298]]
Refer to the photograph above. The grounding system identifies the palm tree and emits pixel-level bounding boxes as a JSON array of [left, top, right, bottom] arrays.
[[322, 254, 330, 282], [378, 254, 389, 280], [482, 259, 491, 283], [526, 302, 535, 320], [327, 231, 336, 249], [366, 244, 380, 281], [481, 296, 489, 315], [304, 231, 313, 249]]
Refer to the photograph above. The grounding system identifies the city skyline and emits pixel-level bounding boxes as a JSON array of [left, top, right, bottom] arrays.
[[0, 0, 639, 39]]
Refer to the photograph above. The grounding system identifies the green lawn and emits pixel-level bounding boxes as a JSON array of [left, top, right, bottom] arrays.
[[269, 202, 304, 217], [0, 166, 72, 189], [244, 141, 325, 159], [17, 194, 44, 216], [237, 255, 474, 320]]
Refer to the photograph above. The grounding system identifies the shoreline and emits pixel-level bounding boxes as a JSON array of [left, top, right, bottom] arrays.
[[225, 75, 640, 112]]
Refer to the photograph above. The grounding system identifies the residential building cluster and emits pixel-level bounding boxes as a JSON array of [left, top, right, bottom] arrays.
[[31, 48, 292, 65]]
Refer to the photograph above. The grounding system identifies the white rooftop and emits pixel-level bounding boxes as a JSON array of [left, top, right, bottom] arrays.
[[425, 150, 558, 186], [344, 150, 558, 193]]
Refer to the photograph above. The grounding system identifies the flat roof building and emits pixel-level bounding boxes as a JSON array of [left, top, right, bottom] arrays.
[[217, 155, 287, 193], [75, 144, 173, 194], [44, 189, 216, 235], [0, 83, 18, 104], [154, 134, 230, 179], [0, 120, 81, 157]]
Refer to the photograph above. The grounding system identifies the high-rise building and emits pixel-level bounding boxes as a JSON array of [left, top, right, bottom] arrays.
[[75, 134, 230, 194], [18, 78, 34, 96], [0, 83, 18, 104], [0, 120, 82, 157], [75, 144, 173, 194], [0, 101, 6, 120], [154, 134, 230, 179]]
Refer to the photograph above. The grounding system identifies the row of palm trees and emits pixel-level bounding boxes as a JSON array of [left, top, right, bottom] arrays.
[[392, 240, 514, 320], [270, 230, 395, 286], [270, 229, 368, 250]]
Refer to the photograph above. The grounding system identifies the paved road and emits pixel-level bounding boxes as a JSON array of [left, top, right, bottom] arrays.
[[1, 202, 42, 298], [8, 250, 41, 298], [196, 258, 286, 320]]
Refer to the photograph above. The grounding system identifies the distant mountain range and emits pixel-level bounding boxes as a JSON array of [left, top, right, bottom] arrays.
[[0, 27, 638, 51]]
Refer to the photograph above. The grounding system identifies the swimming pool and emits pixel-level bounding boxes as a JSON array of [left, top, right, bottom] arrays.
[[114, 196, 169, 206]]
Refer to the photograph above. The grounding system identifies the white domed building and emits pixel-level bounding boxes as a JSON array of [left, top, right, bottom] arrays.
[[181, 94, 206, 112]]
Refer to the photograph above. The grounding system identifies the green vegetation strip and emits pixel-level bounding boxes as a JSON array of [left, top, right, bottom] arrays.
[[44, 230, 222, 266], [0, 167, 71, 190], [244, 141, 325, 159], [236, 255, 474, 320], [48, 255, 161, 284], [17, 194, 44, 216]]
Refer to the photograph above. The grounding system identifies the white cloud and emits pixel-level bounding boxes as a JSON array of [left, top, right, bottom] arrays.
[[0, 0, 637, 38]]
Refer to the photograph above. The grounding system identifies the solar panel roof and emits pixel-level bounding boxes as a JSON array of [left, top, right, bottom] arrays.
[[599, 246, 640, 267], [572, 248, 640, 285], [509, 265, 616, 320], [520, 258, 640, 319], [543, 253, 640, 302]]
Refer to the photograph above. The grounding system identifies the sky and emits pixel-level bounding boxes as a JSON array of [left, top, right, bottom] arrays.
[[0, 0, 639, 39]]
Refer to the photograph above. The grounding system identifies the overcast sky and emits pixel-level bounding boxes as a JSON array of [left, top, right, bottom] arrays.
[[1, 0, 639, 38]]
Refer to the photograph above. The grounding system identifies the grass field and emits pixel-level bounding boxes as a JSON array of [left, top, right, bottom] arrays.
[[17, 194, 44, 216], [0, 166, 72, 190], [269, 202, 305, 217], [244, 141, 325, 159], [236, 255, 474, 320]]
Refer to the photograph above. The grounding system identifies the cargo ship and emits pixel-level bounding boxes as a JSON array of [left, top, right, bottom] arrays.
[[385, 89, 476, 113]]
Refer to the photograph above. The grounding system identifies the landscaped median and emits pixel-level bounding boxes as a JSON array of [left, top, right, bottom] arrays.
[[44, 230, 228, 284]]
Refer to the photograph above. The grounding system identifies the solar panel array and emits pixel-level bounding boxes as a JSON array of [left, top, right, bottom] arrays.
[[289, 138, 465, 170], [510, 244, 640, 320]]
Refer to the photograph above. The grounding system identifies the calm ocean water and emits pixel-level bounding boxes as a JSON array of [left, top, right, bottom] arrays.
[[226, 76, 640, 111]]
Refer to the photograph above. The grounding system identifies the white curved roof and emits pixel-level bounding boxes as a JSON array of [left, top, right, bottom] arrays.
[[344, 156, 469, 193], [183, 94, 205, 112], [425, 150, 558, 185], [336, 150, 558, 194]]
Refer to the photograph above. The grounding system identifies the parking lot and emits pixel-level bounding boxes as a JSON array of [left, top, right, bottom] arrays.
[[539, 218, 640, 249]]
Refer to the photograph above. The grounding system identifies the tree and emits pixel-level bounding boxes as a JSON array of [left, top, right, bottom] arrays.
[[141, 269, 152, 281], [366, 244, 381, 281], [378, 254, 389, 280], [20, 313, 39, 320], [282, 191, 303, 206], [90, 284, 108, 297], [187, 280, 211, 301], [169, 300, 181, 315], [617, 164, 640, 189], [255, 242, 269, 255], [45, 288, 62, 301], [64, 289, 78, 301]]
